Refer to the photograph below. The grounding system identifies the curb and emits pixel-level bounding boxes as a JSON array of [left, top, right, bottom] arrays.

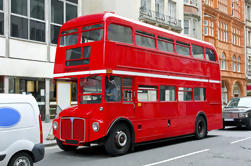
[[44, 142, 57, 147]]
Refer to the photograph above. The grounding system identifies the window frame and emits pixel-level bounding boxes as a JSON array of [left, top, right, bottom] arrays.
[[0, 0, 4, 36], [50, 0, 78, 44], [10, 0, 46, 42]]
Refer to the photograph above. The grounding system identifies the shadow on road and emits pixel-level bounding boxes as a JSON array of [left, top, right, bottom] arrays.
[[221, 126, 251, 131], [55, 135, 218, 158]]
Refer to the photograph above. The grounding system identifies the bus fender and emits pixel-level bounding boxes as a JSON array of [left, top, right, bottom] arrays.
[[106, 117, 135, 145], [194, 111, 208, 131]]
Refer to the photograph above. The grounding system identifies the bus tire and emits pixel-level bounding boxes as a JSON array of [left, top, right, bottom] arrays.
[[105, 123, 131, 156], [56, 139, 78, 151], [8, 152, 33, 166], [194, 116, 207, 139]]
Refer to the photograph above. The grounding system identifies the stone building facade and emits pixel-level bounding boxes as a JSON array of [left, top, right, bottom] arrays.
[[202, 0, 246, 104]]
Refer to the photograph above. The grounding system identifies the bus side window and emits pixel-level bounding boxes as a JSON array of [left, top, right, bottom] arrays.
[[122, 78, 133, 102], [176, 41, 190, 56], [159, 86, 176, 101], [135, 30, 155, 49], [137, 86, 157, 102], [192, 45, 204, 60], [205, 48, 217, 62], [194, 88, 206, 101], [105, 76, 121, 102], [108, 24, 133, 44], [178, 87, 192, 101]]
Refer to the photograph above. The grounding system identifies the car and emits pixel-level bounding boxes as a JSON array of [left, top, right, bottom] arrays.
[[0, 94, 44, 166], [222, 96, 251, 129]]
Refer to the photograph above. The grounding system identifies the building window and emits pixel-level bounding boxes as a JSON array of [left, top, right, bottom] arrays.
[[232, 27, 241, 46], [204, 0, 213, 7], [247, 31, 251, 47], [141, 0, 151, 11], [184, 0, 197, 6], [10, 0, 45, 42], [237, 56, 240, 72], [232, 55, 236, 72], [0, 0, 3, 35], [218, 21, 228, 42], [168, 0, 176, 19], [204, 19, 214, 37], [192, 19, 197, 37], [218, 0, 228, 13], [184, 19, 189, 35], [232, 0, 240, 19], [247, 5, 251, 20], [155, 0, 164, 17], [248, 56, 251, 72], [221, 52, 226, 70], [51, 0, 78, 44]]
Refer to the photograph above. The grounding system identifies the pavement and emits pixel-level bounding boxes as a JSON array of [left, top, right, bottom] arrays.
[[42, 120, 57, 146]]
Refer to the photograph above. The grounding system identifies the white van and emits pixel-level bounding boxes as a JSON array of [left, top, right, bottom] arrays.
[[0, 94, 44, 166]]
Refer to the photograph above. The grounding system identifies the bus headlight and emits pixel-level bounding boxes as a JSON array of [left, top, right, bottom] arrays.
[[92, 122, 100, 132], [53, 121, 58, 130], [239, 112, 248, 118]]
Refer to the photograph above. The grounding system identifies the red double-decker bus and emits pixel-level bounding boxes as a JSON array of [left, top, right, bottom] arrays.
[[52, 12, 222, 156]]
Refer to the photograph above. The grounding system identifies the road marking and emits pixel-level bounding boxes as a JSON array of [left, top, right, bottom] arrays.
[[230, 137, 251, 144], [143, 149, 210, 166]]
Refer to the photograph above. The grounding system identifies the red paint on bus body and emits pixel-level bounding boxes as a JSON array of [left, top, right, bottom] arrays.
[[53, 13, 222, 147]]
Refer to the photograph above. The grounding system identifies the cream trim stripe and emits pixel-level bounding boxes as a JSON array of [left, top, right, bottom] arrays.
[[53, 69, 106, 78], [54, 69, 220, 84]]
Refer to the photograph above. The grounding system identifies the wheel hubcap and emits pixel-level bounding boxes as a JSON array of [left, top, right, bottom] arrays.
[[115, 131, 127, 148], [14, 156, 30, 166]]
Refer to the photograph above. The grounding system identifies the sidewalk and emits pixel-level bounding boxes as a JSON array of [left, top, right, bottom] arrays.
[[42, 120, 57, 146]]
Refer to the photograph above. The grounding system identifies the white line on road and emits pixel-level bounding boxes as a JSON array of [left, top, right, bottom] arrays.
[[230, 137, 251, 144], [143, 149, 210, 166]]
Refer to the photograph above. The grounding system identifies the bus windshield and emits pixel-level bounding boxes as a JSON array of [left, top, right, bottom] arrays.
[[79, 76, 102, 104]]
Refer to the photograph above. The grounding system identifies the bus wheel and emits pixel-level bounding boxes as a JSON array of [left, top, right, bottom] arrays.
[[195, 116, 207, 139], [56, 139, 78, 151], [105, 123, 131, 156]]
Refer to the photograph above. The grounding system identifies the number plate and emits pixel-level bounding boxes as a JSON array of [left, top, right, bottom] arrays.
[[224, 119, 234, 121]]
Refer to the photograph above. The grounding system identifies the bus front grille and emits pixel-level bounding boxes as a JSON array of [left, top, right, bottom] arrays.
[[60, 117, 85, 142]]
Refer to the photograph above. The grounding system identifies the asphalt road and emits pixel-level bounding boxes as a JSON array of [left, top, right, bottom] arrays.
[[36, 127, 251, 166]]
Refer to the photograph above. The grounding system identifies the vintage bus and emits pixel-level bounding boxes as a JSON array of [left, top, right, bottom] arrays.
[[52, 12, 222, 156]]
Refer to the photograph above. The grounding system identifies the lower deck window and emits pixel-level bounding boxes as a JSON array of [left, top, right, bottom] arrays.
[[160, 86, 176, 101], [194, 88, 206, 101], [178, 87, 192, 101], [138, 86, 157, 102]]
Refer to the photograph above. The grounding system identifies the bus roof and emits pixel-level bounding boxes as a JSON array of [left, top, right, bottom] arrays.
[[62, 12, 214, 48]]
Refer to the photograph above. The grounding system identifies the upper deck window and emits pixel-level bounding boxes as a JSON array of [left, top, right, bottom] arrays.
[[136, 30, 155, 49], [81, 24, 103, 43], [192, 45, 204, 60], [205, 48, 217, 62], [60, 28, 78, 47], [108, 24, 133, 44], [157, 36, 174, 53], [176, 41, 190, 56], [65, 46, 91, 66]]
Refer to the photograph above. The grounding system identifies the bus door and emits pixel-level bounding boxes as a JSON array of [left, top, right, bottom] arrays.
[[105, 76, 135, 124], [134, 85, 159, 141]]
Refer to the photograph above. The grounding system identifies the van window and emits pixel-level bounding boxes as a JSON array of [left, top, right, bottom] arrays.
[[138, 85, 157, 102], [176, 41, 190, 56], [108, 24, 133, 44], [205, 48, 217, 62], [192, 45, 204, 59], [136, 30, 155, 49], [157, 36, 174, 53]]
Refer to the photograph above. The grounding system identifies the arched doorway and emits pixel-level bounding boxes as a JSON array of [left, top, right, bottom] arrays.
[[221, 80, 228, 105], [233, 82, 241, 97]]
